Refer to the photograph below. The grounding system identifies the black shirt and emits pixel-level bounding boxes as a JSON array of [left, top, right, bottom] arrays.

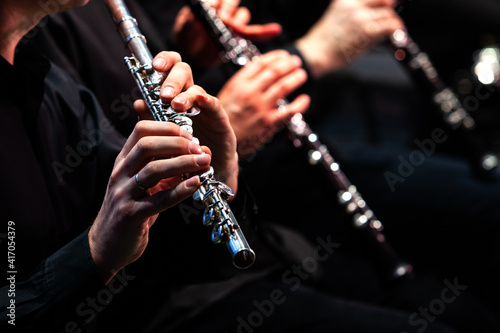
[[0, 42, 124, 331]]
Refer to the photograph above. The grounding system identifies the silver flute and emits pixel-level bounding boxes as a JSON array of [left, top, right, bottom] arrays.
[[103, 0, 255, 269], [187, 0, 413, 282], [390, 29, 499, 177]]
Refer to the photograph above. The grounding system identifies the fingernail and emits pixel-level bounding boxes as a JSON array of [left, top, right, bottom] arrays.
[[185, 176, 200, 189], [172, 96, 188, 106], [189, 141, 202, 154], [194, 154, 211, 166], [152, 57, 166, 68], [161, 87, 175, 99]]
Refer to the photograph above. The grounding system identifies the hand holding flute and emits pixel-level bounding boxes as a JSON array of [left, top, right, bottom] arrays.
[[133, 52, 239, 193], [89, 51, 242, 284], [172, 0, 282, 68], [103, 0, 255, 270]]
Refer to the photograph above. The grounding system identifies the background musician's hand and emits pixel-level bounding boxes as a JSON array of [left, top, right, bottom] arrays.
[[295, 0, 405, 78], [172, 0, 281, 68], [215, 0, 282, 41], [216, 50, 310, 158]]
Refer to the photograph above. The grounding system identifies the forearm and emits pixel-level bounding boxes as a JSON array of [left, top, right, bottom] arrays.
[[295, 30, 349, 79]]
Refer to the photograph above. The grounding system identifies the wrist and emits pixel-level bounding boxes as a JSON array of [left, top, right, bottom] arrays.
[[88, 224, 119, 285], [295, 35, 346, 79]]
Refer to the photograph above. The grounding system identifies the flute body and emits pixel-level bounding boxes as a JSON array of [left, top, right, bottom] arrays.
[[103, 0, 255, 269]]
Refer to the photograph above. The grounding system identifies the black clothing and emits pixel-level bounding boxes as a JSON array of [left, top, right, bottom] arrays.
[[236, 0, 500, 328], [27, 1, 496, 332], [0, 43, 121, 331], [0, 36, 259, 332], [33, 0, 167, 138]]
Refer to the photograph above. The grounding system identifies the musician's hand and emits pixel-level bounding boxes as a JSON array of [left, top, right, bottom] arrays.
[[134, 51, 239, 194], [89, 121, 209, 284], [295, 0, 405, 78], [217, 50, 310, 158], [172, 0, 281, 68], [215, 0, 282, 41]]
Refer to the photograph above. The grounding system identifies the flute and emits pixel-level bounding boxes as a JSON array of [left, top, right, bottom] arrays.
[[187, 0, 413, 282], [390, 29, 499, 177], [103, 0, 255, 269]]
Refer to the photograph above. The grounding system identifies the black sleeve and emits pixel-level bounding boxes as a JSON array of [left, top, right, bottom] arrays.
[[0, 230, 105, 332]]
